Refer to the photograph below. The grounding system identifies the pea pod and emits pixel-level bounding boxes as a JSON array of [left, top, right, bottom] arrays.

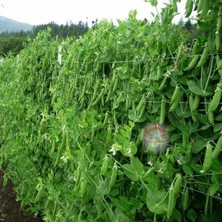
[[208, 111, 214, 125], [182, 188, 189, 211], [185, 54, 199, 71], [191, 95, 200, 112], [208, 88, 221, 112], [191, 40, 199, 55], [90, 79, 100, 105], [196, 43, 208, 68], [34, 189, 42, 203], [215, 31, 221, 52], [159, 99, 166, 125], [79, 78, 87, 100], [109, 162, 117, 191], [185, 0, 193, 18], [159, 75, 168, 90], [212, 135, 222, 159], [197, 0, 204, 12], [201, 0, 209, 15], [171, 85, 181, 104], [173, 173, 182, 197], [136, 94, 146, 112], [201, 142, 213, 173], [79, 176, 88, 196], [167, 186, 175, 219], [169, 91, 183, 112], [112, 76, 119, 92], [217, 14, 222, 32], [100, 155, 109, 176], [50, 140, 56, 155], [91, 88, 105, 106], [191, 111, 198, 122]]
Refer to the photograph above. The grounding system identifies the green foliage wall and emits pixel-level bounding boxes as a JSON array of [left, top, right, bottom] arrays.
[[1, 1, 222, 221]]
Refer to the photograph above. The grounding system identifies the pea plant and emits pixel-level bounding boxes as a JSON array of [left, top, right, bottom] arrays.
[[0, 1, 222, 221]]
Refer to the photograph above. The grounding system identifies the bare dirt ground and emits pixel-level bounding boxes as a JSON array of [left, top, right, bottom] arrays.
[[0, 167, 42, 222]]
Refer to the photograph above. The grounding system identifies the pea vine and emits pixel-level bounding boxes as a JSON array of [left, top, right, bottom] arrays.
[[0, 1, 222, 221]]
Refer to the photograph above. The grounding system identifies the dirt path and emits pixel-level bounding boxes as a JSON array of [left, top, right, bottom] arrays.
[[0, 167, 42, 222]]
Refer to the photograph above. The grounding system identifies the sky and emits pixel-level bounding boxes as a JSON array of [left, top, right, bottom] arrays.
[[0, 0, 186, 25]]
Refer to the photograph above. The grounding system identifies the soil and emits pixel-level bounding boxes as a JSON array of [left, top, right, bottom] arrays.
[[0, 167, 43, 222]]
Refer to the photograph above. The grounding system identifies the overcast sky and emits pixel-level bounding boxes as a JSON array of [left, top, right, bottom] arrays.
[[0, 0, 186, 25]]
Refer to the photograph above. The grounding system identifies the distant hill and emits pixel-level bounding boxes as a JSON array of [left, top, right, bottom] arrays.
[[0, 16, 32, 33]]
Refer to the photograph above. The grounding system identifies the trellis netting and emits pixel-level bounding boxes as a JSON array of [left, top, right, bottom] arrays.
[[0, 5, 222, 222]]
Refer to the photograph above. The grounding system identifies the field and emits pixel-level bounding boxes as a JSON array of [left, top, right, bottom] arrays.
[[1, 1, 222, 221]]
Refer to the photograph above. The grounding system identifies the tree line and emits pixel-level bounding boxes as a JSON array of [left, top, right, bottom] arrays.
[[0, 21, 89, 56]]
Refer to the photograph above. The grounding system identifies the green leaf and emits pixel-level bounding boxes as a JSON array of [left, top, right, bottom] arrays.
[[187, 209, 197, 222], [208, 184, 220, 197], [122, 157, 144, 181], [187, 80, 211, 97], [146, 185, 168, 215], [123, 164, 139, 181], [130, 156, 144, 177], [146, 0, 158, 7]]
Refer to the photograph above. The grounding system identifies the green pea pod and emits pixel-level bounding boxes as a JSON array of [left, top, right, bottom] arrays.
[[102, 112, 109, 127], [171, 85, 181, 104], [182, 188, 189, 211], [209, 89, 221, 112], [169, 91, 183, 112], [159, 99, 166, 125], [90, 79, 100, 105], [79, 176, 88, 196], [136, 94, 146, 112], [189, 94, 194, 111], [100, 155, 109, 176], [192, 40, 199, 55], [34, 189, 42, 203], [191, 95, 200, 112], [191, 111, 198, 122], [159, 75, 168, 90], [91, 88, 105, 106], [197, 0, 204, 12], [185, 54, 199, 71], [208, 111, 214, 125], [217, 15, 222, 32], [109, 162, 117, 191], [201, 0, 209, 15], [167, 186, 175, 219], [201, 142, 213, 173], [215, 32, 221, 52], [50, 140, 56, 155], [185, 0, 193, 18], [112, 77, 119, 92], [79, 78, 87, 100], [196, 43, 208, 68], [212, 135, 222, 159], [174, 173, 182, 197]]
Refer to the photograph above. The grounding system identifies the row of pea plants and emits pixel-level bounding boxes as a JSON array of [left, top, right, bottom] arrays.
[[0, 2, 222, 221]]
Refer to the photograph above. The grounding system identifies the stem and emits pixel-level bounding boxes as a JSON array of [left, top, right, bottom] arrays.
[[205, 193, 209, 215], [154, 213, 157, 222], [204, 177, 210, 215]]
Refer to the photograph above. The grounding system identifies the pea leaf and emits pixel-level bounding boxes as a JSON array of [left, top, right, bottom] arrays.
[[146, 0, 157, 7], [122, 157, 144, 181], [187, 80, 211, 97], [146, 185, 168, 215], [208, 184, 220, 197]]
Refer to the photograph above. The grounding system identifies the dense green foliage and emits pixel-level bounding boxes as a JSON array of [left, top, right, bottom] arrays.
[[0, 21, 89, 56], [1, 0, 222, 221]]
